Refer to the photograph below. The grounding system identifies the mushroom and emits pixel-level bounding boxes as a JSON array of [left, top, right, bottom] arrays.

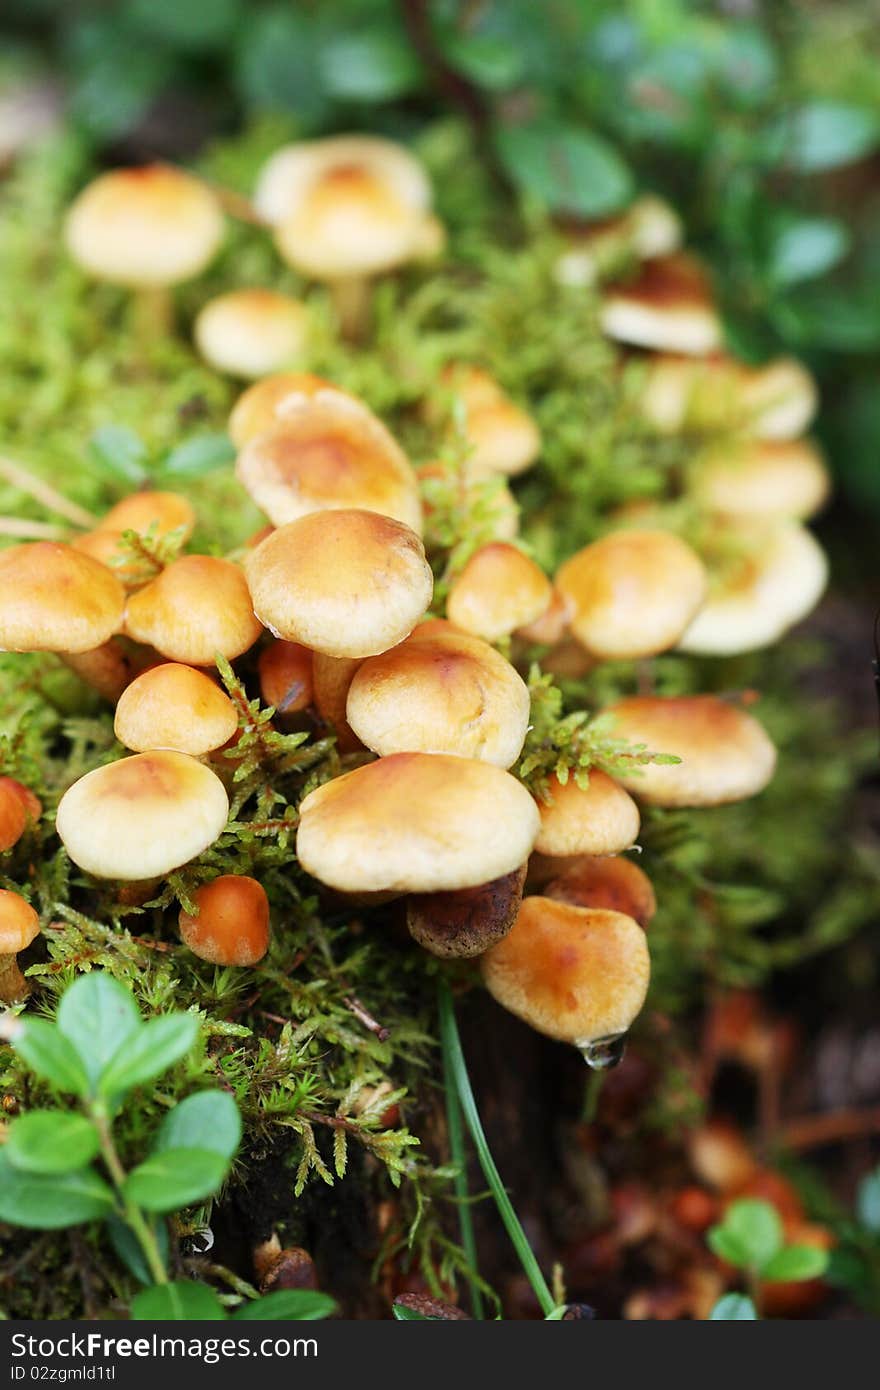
[[603, 695, 777, 806], [228, 372, 348, 448], [678, 521, 827, 655], [56, 750, 229, 879], [691, 438, 830, 522], [345, 619, 530, 767], [555, 194, 683, 287], [114, 663, 238, 755], [438, 367, 541, 478], [446, 543, 552, 642], [407, 862, 527, 958], [311, 653, 364, 753], [65, 164, 224, 335], [515, 587, 573, 645], [481, 897, 650, 1054], [640, 353, 818, 439], [0, 890, 40, 1004], [258, 641, 314, 717], [416, 460, 520, 543], [244, 510, 433, 658], [253, 1236, 318, 1293], [0, 778, 41, 853], [296, 752, 541, 894], [600, 253, 722, 355], [178, 874, 270, 966], [124, 555, 263, 665], [255, 135, 440, 336], [687, 1120, 757, 1194], [99, 490, 197, 542], [543, 854, 657, 929], [235, 392, 421, 531], [194, 289, 310, 379], [555, 530, 706, 660], [534, 771, 641, 857]]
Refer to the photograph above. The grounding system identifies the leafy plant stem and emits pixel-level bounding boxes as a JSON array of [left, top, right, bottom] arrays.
[[440, 1009, 485, 1319], [90, 1103, 168, 1285]]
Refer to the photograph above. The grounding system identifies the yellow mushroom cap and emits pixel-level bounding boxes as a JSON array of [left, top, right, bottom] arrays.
[[604, 695, 777, 806], [228, 372, 348, 448], [297, 752, 541, 893], [346, 619, 530, 767], [0, 890, 40, 953], [693, 438, 830, 522], [544, 855, 657, 929], [556, 529, 706, 660], [481, 897, 650, 1046], [114, 663, 238, 755], [444, 368, 541, 478], [258, 640, 314, 715], [446, 543, 552, 641], [678, 521, 828, 655], [600, 254, 722, 356], [640, 353, 818, 439], [124, 555, 263, 666], [0, 542, 125, 654], [56, 750, 229, 879], [99, 490, 196, 542], [194, 289, 310, 380], [65, 164, 223, 289], [245, 509, 433, 658], [235, 394, 421, 532], [535, 771, 640, 857]]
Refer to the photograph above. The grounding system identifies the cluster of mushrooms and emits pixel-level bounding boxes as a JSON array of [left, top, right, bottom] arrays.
[[0, 134, 829, 1066]]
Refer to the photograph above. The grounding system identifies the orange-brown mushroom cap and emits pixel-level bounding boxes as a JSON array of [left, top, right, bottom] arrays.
[[442, 367, 541, 478], [0, 542, 125, 654], [481, 897, 650, 1046], [0, 890, 40, 954], [446, 543, 552, 642], [124, 555, 263, 665], [543, 855, 657, 929], [98, 490, 196, 542], [535, 770, 640, 857], [178, 874, 270, 966], [0, 781, 28, 853], [195, 289, 310, 379], [228, 372, 346, 448], [600, 253, 722, 356], [258, 641, 314, 715], [245, 509, 433, 658], [114, 663, 238, 755]]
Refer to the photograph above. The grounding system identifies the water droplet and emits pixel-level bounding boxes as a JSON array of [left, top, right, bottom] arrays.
[[578, 1033, 626, 1070]]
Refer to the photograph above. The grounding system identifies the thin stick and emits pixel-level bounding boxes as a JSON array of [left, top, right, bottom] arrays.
[[0, 516, 68, 540], [780, 1106, 880, 1152], [343, 994, 390, 1042], [0, 457, 98, 528], [441, 1007, 485, 1319]]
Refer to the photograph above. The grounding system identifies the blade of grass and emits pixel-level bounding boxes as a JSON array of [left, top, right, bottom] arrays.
[[438, 979, 556, 1317], [441, 1021, 485, 1319]]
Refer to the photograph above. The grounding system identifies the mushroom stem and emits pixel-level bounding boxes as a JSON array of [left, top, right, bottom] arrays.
[[0, 953, 28, 1005], [330, 276, 372, 341], [60, 641, 135, 703], [0, 516, 68, 540], [133, 285, 174, 342], [0, 457, 98, 528]]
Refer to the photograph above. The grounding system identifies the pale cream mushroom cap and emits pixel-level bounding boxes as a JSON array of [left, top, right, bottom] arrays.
[[255, 135, 430, 225], [692, 438, 830, 521], [556, 529, 706, 660], [124, 555, 263, 665], [114, 663, 238, 755], [56, 750, 229, 879], [481, 897, 650, 1046], [678, 522, 828, 655], [346, 619, 530, 767], [640, 354, 818, 439], [297, 752, 540, 893], [229, 372, 353, 448], [600, 254, 722, 356], [235, 394, 421, 532], [244, 509, 433, 658], [65, 164, 223, 289], [535, 770, 640, 856], [0, 542, 125, 654], [195, 289, 310, 379], [604, 695, 777, 806], [446, 543, 552, 642]]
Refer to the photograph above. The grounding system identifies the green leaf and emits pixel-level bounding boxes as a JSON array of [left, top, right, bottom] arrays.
[[106, 1214, 170, 1286], [710, 1293, 757, 1320], [0, 1151, 115, 1229], [131, 1281, 226, 1321], [709, 1199, 784, 1271], [767, 217, 850, 289], [57, 973, 141, 1091], [234, 1291, 336, 1321], [154, 1090, 241, 1162], [708, 1227, 750, 1267], [89, 425, 150, 485], [442, 32, 524, 91], [770, 102, 880, 173], [160, 434, 235, 479], [98, 1014, 199, 1100], [127, 0, 241, 51], [494, 120, 633, 218], [856, 1167, 880, 1233], [124, 1148, 229, 1212], [13, 1018, 91, 1098], [320, 33, 422, 102], [234, 8, 328, 128], [761, 1244, 829, 1284], [6, 1111, 100, 1175], [392, 1303, 431, 1320]]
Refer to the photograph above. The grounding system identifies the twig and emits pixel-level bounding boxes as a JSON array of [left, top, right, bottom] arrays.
[[780, 1106, 880, 1152], [343, 994, 391, 1042], [0, 516, 68, 540], [0, 457, 98, 528]]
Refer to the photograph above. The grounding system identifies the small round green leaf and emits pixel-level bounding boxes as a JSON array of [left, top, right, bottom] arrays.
[[761, 1244, 829, 1284], [57, 974, 142, 1090], [770, 102, 880, 174], [131, 1280, 226, 1321], [99, 1013, 199, 1101], [234, 1291, 336, 1321], [710, 1293, 757, 1320], [320, 33, 422, 102], [154, 1090, 242, 1162], [767, 217, 850, 289], [494, 119, 633, 218], [6, 1111, 100, 1175], [717, 1198, 784, 1271], [856, 1167, 880, 1234], [160, 434, 235, 479], [89, 425, 150, 485], [13, 1018, 91, 1098], [124, 1148, 228, 1213], [0, 1151, 115, 1229]]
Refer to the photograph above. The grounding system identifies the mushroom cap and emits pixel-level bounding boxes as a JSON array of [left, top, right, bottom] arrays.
[[446, 543, 552, 641], [535, 770, 641, 857], [65, 164, 223, 289], [124, 555, 262, 665], [256, 135, 430, 225], [416, 460, 520, 542], [228, 372, 349, 448], [543, 854, 657, 928], [114, 663, 238, 755], [481, 897, 650, 1046], [407, 862, 527, 958], [693, 438, 830, 522], [678, 522, 828, 655], [178, 874, 270, 966], [297, 752, 541, 893], [235, 395, 421, 532], [515, 587, 574, 645], [556, 529, 706, 660], [346, 619, 530, 767], [555, 194, 683, 287], [0, 542, 125, 654], [99, 490, 196, 541], [600, 254, 722, 356], [641, 353, 818, 439], [56, 750, 229, 880], [194, 289, 310, 379], [444, 369, 541, 478], [0, 889, 40, 953], [603, 695, 777, 806], [0, 779, 39, 853], [245, 510, 433, 658], [258, 640, 314, 715]]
